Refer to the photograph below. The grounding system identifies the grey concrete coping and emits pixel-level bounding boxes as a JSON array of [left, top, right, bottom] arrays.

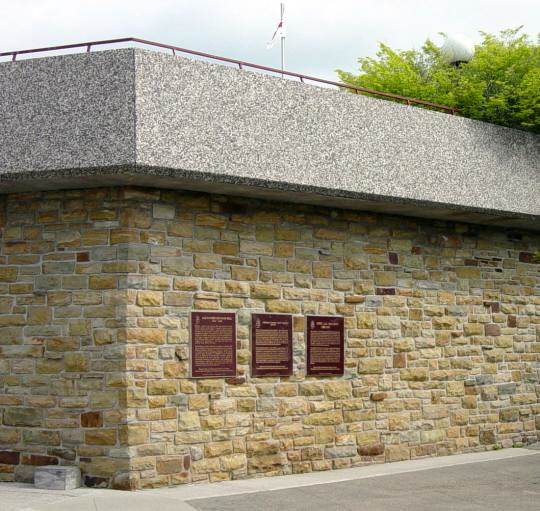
[[0, 48, 538, 231]]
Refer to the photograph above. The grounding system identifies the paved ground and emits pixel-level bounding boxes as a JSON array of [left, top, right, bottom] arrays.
[[189, 454, 540, 511], [1, 448, 539, 511]]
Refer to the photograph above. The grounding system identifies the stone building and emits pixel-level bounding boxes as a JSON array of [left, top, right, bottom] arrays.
[[0, 47, 538, 490]]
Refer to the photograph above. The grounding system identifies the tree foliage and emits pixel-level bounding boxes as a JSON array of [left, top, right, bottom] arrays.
[[337, 28, 540, 132]]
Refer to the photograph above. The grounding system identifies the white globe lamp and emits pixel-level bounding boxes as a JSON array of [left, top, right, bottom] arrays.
[[440, 33, 475, 65]]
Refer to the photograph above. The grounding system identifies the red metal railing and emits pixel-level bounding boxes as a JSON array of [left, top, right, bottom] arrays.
[[0, 37, 458, 114]]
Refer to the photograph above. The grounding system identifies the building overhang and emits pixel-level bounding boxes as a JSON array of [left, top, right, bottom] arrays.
[[0, 47, 538, 231]]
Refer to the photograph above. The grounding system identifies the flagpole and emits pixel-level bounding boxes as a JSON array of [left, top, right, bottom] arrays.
[[280, 2, 285, 77]]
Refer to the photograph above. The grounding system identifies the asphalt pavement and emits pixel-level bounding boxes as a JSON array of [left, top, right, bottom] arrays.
[[189, 453, 540, 511]]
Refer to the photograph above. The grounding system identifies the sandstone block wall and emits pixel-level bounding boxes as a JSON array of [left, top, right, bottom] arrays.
[[0, 189, 133, 487], [0, 187, 538, 489]]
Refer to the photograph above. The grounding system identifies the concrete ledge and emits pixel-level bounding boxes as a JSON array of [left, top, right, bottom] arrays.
[[0, 164, 537, 231]]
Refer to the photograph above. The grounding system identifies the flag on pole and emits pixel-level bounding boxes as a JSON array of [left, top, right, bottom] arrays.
[[266, 8, 285, 49]]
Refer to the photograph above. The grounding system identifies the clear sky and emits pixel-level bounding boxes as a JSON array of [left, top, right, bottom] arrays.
[[1, 0, 539, 80]]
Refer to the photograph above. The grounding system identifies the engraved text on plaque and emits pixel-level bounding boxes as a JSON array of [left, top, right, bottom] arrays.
[[306, 315, 344, 376], [191, 312, 236, 378], [251, 313, 293, 377]]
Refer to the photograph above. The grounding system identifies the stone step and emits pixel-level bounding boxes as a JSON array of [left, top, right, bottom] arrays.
[[34, 466, 81, 490]]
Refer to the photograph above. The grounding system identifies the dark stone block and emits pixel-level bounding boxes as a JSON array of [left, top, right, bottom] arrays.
[[222, 257, 244, 266], [215, 202, 248, 215], [376, 288, 395, 295], [518, 252, 534, 263], [358, 443, 385, 456], [76, 252, 90, 262], [388, 253, 398, 265], [21, 454, 58, 466], [0, 451, 20, 465], [483, 301, 500, 313], [84, 475, 109, 488], [81, 411, 102, 428]]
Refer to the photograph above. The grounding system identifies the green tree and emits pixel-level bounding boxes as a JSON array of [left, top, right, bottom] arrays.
[[337, 28, 540, 132]]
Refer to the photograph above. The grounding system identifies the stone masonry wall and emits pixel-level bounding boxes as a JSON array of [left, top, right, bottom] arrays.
[[0, 186, 539, 490], [0, 189, 133, 488]]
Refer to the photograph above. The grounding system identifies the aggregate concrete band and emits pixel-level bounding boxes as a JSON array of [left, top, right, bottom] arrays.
[[0, 49, 538, 230], [0, 47, 537, 491]]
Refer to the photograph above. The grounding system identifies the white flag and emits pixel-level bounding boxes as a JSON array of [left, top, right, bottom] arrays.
[[267, 20, 285, 49]]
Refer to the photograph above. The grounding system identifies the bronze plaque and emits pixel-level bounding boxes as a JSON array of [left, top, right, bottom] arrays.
[[251, 313, 293, 377], [191, 312, 236, 378], [306, 315, 344, 376]]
